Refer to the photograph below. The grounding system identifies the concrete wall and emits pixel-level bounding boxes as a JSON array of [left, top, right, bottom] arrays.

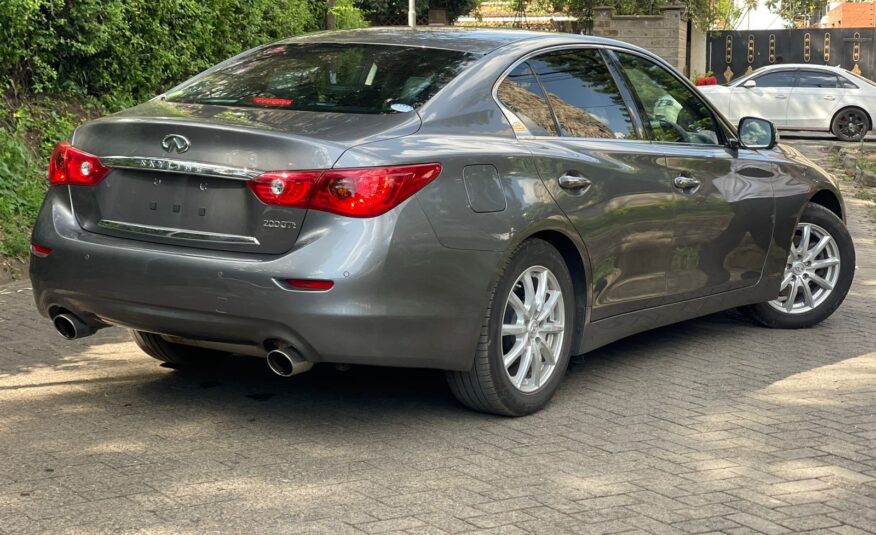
[[592, 5, 704, 76]]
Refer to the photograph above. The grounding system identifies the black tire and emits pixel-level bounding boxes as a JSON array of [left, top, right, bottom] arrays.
[[742, 203, 855, 329], [831, 107, 870, 142], [131, 330, 230, 367], [446, 239, 576, 416]]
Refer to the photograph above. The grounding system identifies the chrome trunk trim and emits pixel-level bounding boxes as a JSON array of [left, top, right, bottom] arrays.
[[99, 156, 261, 180], [98, 219, 260, 245]]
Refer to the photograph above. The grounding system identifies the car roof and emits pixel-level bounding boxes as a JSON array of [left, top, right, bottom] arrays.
[[281, 27, 625, 55], [753, 64, 847, 74]]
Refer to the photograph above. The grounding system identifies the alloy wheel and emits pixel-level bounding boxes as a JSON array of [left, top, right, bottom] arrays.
[[836, 110, 868, 140], [768, 222, 841, 315], [501, 266, 566, 393]]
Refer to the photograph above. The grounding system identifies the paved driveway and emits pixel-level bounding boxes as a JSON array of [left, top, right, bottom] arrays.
[[1, 140, 874, 534]]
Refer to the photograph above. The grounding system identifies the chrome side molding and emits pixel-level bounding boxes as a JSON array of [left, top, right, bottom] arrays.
[[99, 156, 261, 181], [98, 219, 260, 245]]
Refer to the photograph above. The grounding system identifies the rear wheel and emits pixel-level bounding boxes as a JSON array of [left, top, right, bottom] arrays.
[[742, 203, 854, 329], [831, 107, 870, 142], [131, 330, 230, 367], [446, 239, 575, 416]]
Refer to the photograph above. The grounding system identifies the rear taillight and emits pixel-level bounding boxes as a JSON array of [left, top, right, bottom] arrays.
[[48, 141, 110, 185], [248, 163, 441, 218]]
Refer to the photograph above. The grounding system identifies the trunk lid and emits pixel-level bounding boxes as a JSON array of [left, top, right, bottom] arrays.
[[69, 101, 420, 254]]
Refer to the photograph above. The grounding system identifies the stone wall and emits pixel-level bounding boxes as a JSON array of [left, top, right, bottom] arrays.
[[591, 5, 703, 75]]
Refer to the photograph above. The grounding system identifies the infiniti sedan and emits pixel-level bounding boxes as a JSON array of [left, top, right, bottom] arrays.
[[699, 64, 876, 141], [31, 29, 855, 415]]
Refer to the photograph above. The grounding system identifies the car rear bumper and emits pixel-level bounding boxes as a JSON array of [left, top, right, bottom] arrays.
[[30, 187, 500, 371]]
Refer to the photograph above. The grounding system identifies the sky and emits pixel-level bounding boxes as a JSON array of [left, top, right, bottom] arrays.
[[733, 1, 787, 30]]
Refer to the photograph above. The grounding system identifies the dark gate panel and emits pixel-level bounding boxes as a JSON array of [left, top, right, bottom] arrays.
[[707, 29, 876, 84]]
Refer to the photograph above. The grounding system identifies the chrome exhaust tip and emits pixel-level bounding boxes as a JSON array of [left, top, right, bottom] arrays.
[[52, 313, 95, 340], [266, 347, 313, 377]]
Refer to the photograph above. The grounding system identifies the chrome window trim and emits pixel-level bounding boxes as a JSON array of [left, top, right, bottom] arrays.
[[99, 156, 261, 181], [97, 219, 260, 245]]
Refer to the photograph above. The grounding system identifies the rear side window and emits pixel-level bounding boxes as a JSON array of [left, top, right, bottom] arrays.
[[797, 71, 838, 88], [166, 44, 477, 114], [753, 71, 797, 88], [528, 50, 637, 139], [497, 63, 558, 136]]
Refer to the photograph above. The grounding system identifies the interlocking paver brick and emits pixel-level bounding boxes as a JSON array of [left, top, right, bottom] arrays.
[[0, 138, 874, 533]]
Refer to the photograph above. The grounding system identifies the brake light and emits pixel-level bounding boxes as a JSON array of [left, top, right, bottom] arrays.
[[249, 163, 441, 218], [31, 244, 52, 257], [286, 279, 334, 291], [247, 171, 322, 208], [48, 141, 109, 185]]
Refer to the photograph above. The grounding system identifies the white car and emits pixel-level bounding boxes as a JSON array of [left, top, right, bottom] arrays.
[[698, 64, 875, 141]]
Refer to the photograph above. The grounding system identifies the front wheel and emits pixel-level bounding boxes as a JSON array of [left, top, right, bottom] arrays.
[[831, 107, 870, 142], [743, 203, 855, 329], [446, 239, 575, 416]]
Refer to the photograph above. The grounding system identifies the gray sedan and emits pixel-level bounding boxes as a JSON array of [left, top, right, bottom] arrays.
[[30, 29, 855, 415]]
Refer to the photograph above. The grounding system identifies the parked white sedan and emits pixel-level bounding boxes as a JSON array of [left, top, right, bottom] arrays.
[[699, 64, 875, 141]]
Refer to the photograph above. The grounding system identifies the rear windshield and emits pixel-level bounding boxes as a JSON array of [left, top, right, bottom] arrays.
[[165, 43, 477, 114]]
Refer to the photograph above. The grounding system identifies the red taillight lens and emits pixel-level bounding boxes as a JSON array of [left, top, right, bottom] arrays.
[[248, 164, 441, 218], [286, 279, 334, 291], [247, 171, 322, 207], [48, 141, 110, 185], [31, 244, 52, 257], [312, 164, 442, 218]]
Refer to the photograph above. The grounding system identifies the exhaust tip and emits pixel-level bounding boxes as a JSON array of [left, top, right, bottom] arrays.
[[53, 313, 84, 340], [266, 348, 313, 377]]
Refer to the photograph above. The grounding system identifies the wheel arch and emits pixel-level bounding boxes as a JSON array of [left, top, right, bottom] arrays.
[[809, 188, 844, 222]]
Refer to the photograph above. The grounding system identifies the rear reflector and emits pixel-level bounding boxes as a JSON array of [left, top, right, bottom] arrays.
[[248, 163, 441, 218], [286, 279, 334, 291], [31, 244, 52, 257], [48, 141, 110, 185]]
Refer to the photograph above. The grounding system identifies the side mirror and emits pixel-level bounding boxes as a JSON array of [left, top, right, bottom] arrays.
[[742, 79, 757, 89], [738, 116, 778, 149]]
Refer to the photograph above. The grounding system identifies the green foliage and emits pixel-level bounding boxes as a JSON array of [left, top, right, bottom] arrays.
[[1, 0, 319, 103], [764, 0, 828, 26], [0, 124, 45, 259], [333, 0, 369, 28]]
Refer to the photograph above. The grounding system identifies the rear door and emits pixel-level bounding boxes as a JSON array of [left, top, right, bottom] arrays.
[[786, 70, 842, 129], [730, 70, 796, 127], [611, 50, 772, 300], [500, 48, 676, 319]]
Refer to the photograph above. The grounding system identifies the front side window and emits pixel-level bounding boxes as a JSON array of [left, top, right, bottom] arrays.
[[797, 71, 838, 88], [752, 71, 797, 88], [528, 49, 637, 139], [166, 44, 477, 114], [616, 52, 720, 145], [497, 62, 558, 136]]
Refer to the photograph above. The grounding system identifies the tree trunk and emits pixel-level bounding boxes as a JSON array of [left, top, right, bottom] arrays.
[[326, 0, 337, 30]]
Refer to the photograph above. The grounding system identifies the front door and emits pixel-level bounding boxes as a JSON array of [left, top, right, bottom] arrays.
[[612, 51, 774, 301]]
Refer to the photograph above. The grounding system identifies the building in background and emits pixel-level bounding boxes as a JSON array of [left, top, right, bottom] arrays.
[[817, 1, 876, 28]]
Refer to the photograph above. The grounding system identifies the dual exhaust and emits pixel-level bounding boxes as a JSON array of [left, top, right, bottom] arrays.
[[51, 311, 313, 378]]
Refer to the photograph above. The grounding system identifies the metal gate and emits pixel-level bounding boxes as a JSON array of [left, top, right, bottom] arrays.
[[707, 29, 876, 83]]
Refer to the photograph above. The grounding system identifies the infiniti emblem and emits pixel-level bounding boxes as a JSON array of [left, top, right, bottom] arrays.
[[161, 134, 190, 154]]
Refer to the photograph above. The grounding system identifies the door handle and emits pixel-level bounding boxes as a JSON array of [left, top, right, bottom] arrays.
[[824, 95, 836, 100], [673, 175, 701, 190], [558, 174, 592, 190], [776, 95, 787, 99]]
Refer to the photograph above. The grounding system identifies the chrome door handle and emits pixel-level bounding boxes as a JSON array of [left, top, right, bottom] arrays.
[[824, 95, 836, 100], [673, 175, 701, 190], [776, 95, 788, 99], [558, 174, 592, 190]]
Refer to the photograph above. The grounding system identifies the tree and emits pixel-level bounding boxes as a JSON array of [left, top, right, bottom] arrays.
[[764, 0, 829, 26], [354, 0, 479, 25]]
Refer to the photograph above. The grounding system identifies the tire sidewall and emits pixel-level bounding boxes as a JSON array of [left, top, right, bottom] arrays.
[[487, 240, 575, 414], [832, 108, 870, 142]]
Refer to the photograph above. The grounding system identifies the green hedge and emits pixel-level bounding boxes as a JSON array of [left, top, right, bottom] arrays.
[[1, 0, 323, 103]]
